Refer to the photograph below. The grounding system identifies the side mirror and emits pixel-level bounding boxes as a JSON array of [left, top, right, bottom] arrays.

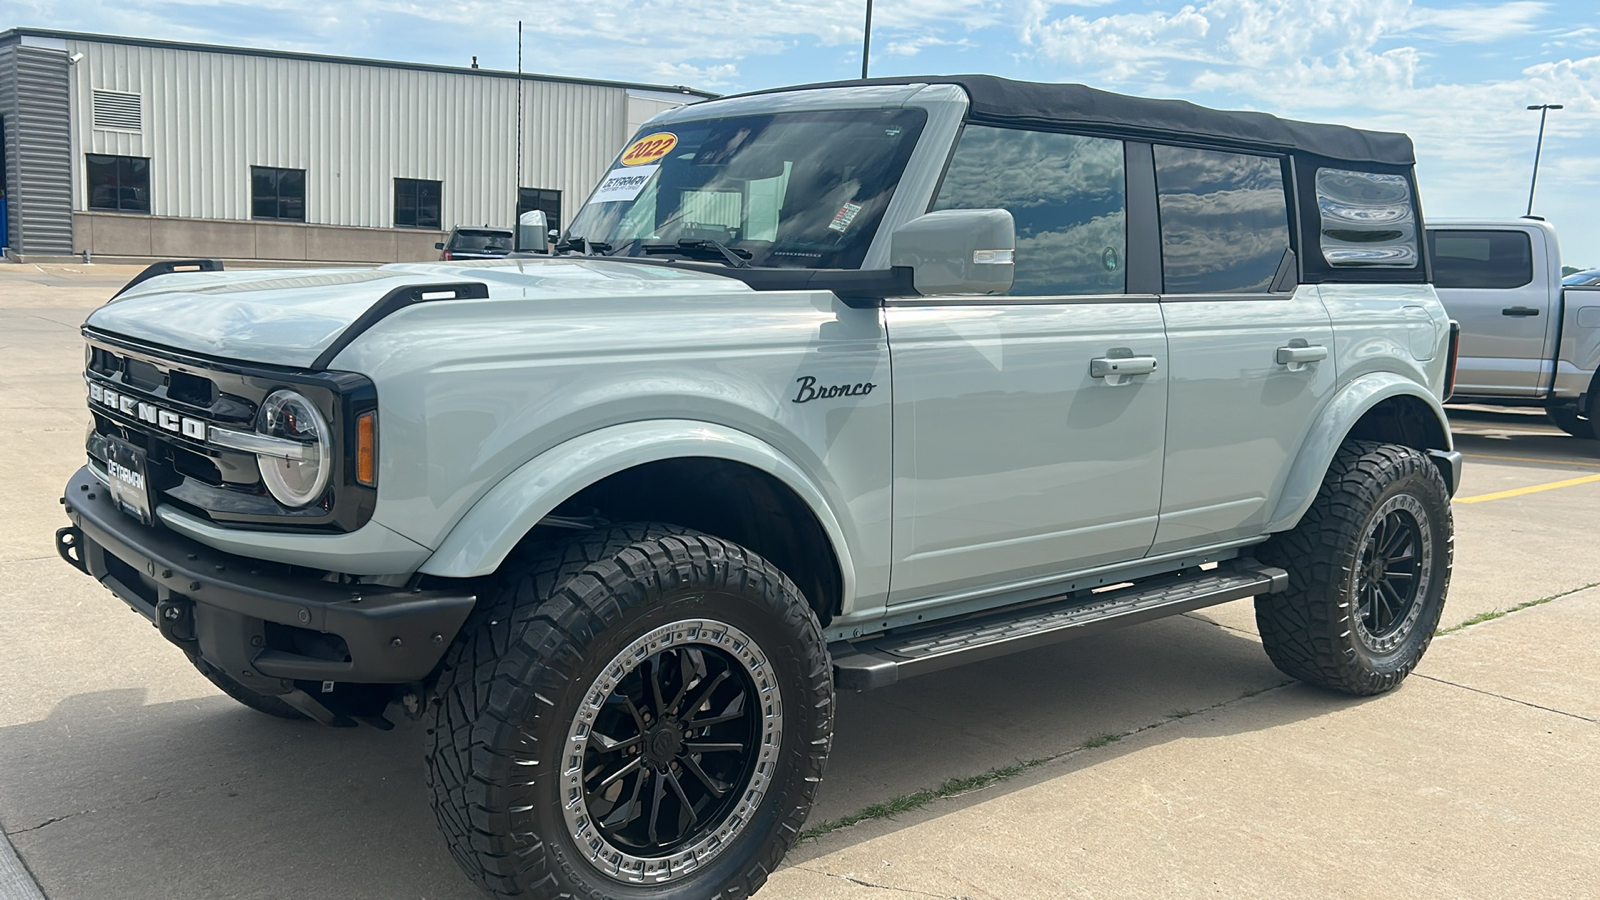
[[889, 209, 1014, 296], [434, 242, 445, 250], [517, 210, 550, 254]]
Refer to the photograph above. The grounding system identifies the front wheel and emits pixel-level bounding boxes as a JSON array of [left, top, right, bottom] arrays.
[[426, 524, 833, 899], [1255, 441, 1454, 695]]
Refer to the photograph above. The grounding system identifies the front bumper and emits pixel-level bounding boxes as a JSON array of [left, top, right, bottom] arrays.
[[59, 466, 476, 688]]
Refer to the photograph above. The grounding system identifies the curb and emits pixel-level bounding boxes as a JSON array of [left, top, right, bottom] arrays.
[[0, 831, 45, 900]]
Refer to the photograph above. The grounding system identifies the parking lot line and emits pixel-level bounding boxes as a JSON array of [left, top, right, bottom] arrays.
[[1462, 452, 1600, 469], [1455, 473, 1600, 504]]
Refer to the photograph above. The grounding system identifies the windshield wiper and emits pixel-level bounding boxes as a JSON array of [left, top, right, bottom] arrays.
[[552, 237, 613, 256], [641, 239, 751, 268]]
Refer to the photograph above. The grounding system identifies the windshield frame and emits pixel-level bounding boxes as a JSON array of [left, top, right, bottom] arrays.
[[564, 84, 972, 276]]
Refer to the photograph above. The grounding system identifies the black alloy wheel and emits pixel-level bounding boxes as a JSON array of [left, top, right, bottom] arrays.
[[1355, 499, 1428, 652]]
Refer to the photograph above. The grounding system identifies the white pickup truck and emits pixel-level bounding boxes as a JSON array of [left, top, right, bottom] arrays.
[[1427, 218, 1600, 441]]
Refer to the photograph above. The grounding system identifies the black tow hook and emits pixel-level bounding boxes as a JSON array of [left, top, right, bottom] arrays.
[[56, 526, 87, 574], [156, 596, 199, 649]]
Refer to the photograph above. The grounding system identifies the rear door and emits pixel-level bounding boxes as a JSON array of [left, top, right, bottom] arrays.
[[1427, 226, 1554, 396], [885, 126, 1168, 605], [1150, 145, 1336, 554]]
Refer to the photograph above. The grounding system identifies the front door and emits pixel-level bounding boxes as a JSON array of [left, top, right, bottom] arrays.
[[885, 124, 1168, 605]]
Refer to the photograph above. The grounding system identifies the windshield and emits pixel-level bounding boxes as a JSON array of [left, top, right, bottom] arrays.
[[567, 107, 928, 270]]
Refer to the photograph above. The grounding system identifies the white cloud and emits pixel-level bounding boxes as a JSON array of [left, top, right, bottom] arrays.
[[1406, 1, 1549, 44]]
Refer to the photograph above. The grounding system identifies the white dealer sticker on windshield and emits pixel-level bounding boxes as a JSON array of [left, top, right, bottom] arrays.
[[589, 165, 659, 204]]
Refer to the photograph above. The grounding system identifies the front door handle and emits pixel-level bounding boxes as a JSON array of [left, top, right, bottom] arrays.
[[1502, 306, 1541, 317], [1275, 344, 1328, 372], [1090, 355, 1158, 386]]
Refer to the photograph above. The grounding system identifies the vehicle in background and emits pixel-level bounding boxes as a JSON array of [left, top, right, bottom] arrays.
[[1427, 219, 1600, 442], [435, 225, 513, 260]]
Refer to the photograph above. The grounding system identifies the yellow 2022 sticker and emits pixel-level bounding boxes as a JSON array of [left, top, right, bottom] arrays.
[[620, 132, 678, 166]]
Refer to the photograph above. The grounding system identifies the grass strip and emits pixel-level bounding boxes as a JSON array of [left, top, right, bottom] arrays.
[[1436, 580, 1599, 635], [798, 682, 1289, 842]]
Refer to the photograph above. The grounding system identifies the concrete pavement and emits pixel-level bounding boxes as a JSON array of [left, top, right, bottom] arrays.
[[1, 264, 1597, 899]]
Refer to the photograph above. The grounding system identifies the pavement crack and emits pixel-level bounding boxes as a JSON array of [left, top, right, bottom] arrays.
[[5, 811, 86, 836], [1412, 673, 1597, 724], [792, 864, 964, 897]]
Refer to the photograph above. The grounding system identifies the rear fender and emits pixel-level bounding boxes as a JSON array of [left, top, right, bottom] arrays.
[[418, 419, 857, 603], [1265, 374, 1454, 532]]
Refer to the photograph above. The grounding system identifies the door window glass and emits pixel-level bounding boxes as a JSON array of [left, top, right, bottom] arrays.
[[933, 125, 1126, 295], [1426, 230, 1534, 289], [1154, 146, 1290, 293]]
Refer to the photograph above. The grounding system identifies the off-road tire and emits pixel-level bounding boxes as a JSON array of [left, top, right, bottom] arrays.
[[1255, 441, 1453, 695], [189, 657, 306, 720], [426, 523, 833, 899]]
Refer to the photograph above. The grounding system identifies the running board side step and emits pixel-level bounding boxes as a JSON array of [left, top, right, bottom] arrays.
[[830, 562, 1287, 691]]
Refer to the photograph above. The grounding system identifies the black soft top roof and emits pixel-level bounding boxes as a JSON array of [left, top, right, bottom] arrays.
[[742, 74, 1414, 167]]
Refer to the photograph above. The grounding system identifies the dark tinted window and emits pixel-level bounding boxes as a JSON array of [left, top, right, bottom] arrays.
[[518, 188, 562, 236], [251, 166, 306, 221], [449, 229, 512, 252], [86, 154, 150, 213], [1314, 168, 1418, 268], [395, 178, 442, 229], [1154, 145, 1290, 293], [1428, 230, 1534, 289], [933, 126, 1126, 295]]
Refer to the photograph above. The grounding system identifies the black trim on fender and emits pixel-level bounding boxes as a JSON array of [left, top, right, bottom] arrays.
[[61, 466, 476, 683], [112, 259, 225, 299], [311, 281, 491, 370], [1428, 449, 1464, 497]]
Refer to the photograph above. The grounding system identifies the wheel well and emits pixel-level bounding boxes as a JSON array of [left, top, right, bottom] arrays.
[[1345, 394, 1449, 452], [532, 458, 843, 625]]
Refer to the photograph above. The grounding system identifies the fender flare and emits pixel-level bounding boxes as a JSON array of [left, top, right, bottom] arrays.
[[1265, 374, 1453, 533], [418, 420, 858, 603]]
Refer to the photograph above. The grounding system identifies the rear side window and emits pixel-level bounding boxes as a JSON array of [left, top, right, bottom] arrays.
[[933, 125, 1127, 296], [1154, 145, 1290, 294], [1427, 230, 1534, 289], [1315, 169, 1418, 267]]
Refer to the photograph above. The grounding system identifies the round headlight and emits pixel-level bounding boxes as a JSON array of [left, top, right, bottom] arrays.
[[258, 390, 332, 507]]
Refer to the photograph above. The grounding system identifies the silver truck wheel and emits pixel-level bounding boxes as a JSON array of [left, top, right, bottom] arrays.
[[425, 524, 832, 899], [1254, 441, 1454, 696]]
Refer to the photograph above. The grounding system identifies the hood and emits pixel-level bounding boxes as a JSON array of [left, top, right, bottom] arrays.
[[85, 258, 752, 368]]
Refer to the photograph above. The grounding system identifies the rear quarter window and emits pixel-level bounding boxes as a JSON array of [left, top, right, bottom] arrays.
[[1427, 230, 1534, 289], [1315, 169, 1418, 268]]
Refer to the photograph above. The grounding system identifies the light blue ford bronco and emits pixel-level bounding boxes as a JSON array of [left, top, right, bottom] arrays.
[[57, 76, 1461, 899]]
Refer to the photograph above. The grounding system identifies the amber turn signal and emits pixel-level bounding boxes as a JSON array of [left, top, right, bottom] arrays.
[[356, 410, 377, 487]]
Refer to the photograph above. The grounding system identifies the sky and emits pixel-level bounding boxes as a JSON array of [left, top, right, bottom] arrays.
[[4, 0, 1597, 264]]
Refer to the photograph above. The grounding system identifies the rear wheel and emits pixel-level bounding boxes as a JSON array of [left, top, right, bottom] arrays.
[[426, 523, 833, 899], [1255, 441, 1454, 695]]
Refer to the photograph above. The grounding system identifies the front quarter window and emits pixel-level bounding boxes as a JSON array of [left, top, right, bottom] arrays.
[[568, 108, 928, 270]]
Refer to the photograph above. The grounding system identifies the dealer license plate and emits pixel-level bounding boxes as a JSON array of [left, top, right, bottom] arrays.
[[105, 438, 154, 526]]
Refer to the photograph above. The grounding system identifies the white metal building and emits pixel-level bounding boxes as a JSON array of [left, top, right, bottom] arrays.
[[0, 29, 712, 263]]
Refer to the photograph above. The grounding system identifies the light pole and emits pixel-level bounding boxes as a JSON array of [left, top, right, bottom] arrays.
[[862, 0, 873, 80], [1526, 103, 1563, 216]]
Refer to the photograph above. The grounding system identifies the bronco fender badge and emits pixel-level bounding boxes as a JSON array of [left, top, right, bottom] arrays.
[[792, 375, 875, 404]]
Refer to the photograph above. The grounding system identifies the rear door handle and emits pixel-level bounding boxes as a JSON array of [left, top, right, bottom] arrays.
[[1275, 344, 1328, 372], [1090, 355, 1158, 386], [1502, 306, 1540, 317]]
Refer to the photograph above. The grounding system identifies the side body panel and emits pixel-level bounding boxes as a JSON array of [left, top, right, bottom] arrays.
[[1431, 222, 1561, 397], [1152, 286, 1336, 554], [1554, 285, 1600, 399], [336, 288, 895, 613], [883, 299, 1168, 605]]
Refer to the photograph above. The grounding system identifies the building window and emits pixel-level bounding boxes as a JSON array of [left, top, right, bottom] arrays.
[[251, 166, 306, 222], [517, 188, 562, 236], [933, 126, 1127, 296], [395, 178, 442, 229], [86, 154, 151, 214], [1154, 145, 1291, 294]]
